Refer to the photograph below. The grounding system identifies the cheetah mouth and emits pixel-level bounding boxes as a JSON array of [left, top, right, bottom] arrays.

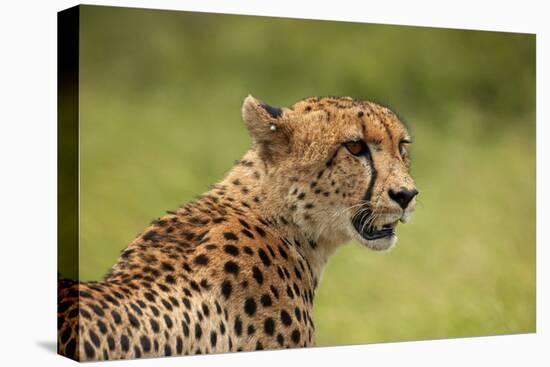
[[352, 219, 396, 240], [351, 209, 398, 241]]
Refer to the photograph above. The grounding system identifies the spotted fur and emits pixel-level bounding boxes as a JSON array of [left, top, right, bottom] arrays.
[[58, 95, 417, 361]]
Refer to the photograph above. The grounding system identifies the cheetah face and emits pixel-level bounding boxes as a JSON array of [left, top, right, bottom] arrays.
[[242, 95, 418, 251]]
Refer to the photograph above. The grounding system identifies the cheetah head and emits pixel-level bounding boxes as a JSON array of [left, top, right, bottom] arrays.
[[242, 95, 418, 252]]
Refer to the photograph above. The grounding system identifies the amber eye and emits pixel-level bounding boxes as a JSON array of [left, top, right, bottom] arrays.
[[344, 140, 368, 156]]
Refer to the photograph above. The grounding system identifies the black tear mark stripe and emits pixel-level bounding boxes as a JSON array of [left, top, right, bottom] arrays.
[[363, 144, 378, 202], [360, 113, 378, 203], [325, 148, 340, 167]]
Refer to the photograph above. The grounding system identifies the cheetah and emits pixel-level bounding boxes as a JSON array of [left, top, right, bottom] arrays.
[[58, 95, 418, 361]]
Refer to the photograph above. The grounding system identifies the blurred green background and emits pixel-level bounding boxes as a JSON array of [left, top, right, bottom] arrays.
[[70, 5, 535, 346]]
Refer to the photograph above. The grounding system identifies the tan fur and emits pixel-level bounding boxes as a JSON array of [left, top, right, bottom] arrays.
[[57, 95, 417, 361]]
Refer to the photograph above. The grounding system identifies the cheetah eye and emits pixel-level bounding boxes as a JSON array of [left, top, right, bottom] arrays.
[[399, 139, 411, 159], [343, 140, 368, 156]]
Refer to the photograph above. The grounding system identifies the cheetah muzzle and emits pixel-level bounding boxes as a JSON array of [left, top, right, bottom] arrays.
[[57, 95, 418, 361]]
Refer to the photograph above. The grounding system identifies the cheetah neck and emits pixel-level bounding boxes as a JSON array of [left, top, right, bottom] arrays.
[[212, 150, 346, 290]]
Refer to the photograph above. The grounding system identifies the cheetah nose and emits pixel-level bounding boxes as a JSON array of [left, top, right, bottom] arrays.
[[388, 187, 418, 209]]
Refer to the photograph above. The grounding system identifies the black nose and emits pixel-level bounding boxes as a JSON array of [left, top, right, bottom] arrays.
[[388, 187, 418, 209]]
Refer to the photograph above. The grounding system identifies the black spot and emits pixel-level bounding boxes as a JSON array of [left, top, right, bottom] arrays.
[[266, 245, 277, 258], [256, 341, 264, 350], [221, 280, 232, 299], [305, 203, 314, 209], [194, 254, 209, 266], [161, 262, 174, 272], [96, 320, 108, 334], [278, 246, 288, 259], [286, 285, 294, 299], [243, 246, 253, 255], [130, 303, 143, 316], [223, 244, 239, 256], [234, 316, 243, 336], [270, 285, 280, 299], [164, 344, 172, 356], [84, 341, 95, 359], [291, 329, 301, 344], [241, 229, 255, 239], [210, 331, 217, 347], [297, 192, 306, 200], [255, 226, 266, 237], [260, 294, 273, 307], [281, 310, 292, 326], [244, 298, 257, 316], [164, 274, 176, 285], [80, 308, 91, 320], [164, 314, 173, 329], [150, 319, 160, 333], [65, 338, 76, 358], [144, 292, 155, 303], [295, 307, 302, 322], [277, 333, 285, 346], [142, 230, 157, 241], [120, 335, 129, 352], [252, 266, 264, 285], [358, 111, 364, 117], [223, 232, 238, 241], [264, 318, 275, 336], [176, 336, 183, 354], [293, 283, 300, 297], [224, 261, 240, 275], [107, 336, 115, 351], [134, 346, 142, 358], [89, 304, 104, 317], [220, 321, 226, 335], [128, 313, 140, 328], [190, 281, 200, 291], [140, 335, 151, 352], [258, 249, 271, 267], [111, 310, 122, 324], [60, 327, 71, 344], [238, 218, 250, 229], [195, 324, 203, 339], [58, 301, 72, 313], [201, 303, 210, 317]]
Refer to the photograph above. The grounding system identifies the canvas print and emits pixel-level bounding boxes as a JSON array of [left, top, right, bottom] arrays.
[[57, 5, 535, 361]]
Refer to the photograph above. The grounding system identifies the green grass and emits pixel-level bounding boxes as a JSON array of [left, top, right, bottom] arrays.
[[64, 5, 536, 346]]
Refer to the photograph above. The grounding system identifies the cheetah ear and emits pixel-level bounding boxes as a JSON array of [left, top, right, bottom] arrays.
[[241, 95, 291, 161]]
